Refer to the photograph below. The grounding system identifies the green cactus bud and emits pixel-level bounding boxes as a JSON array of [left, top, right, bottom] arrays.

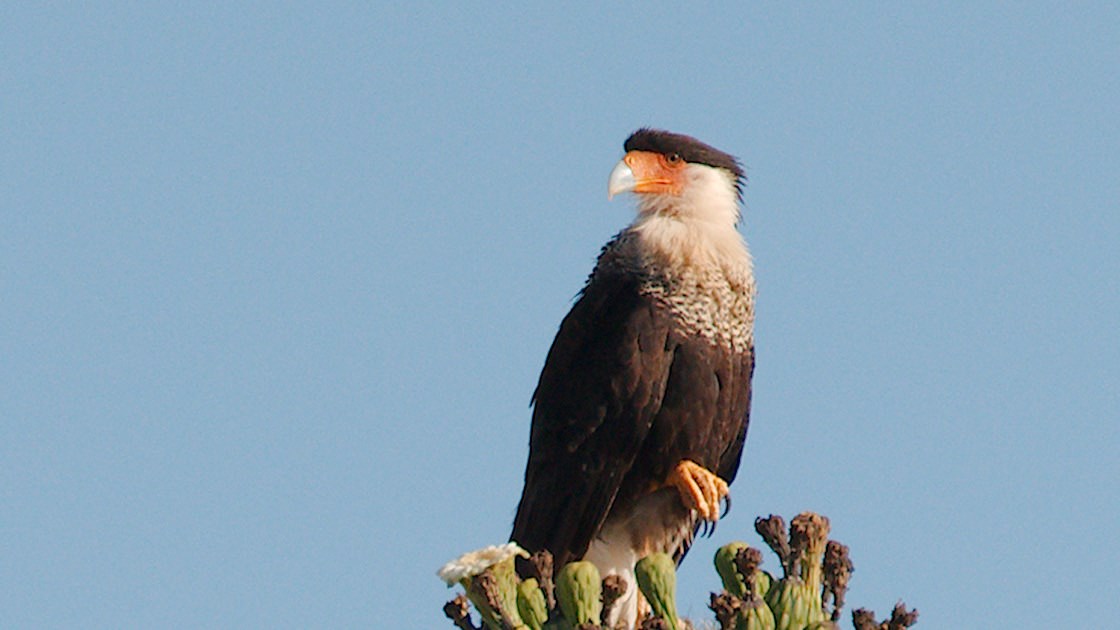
[[740, 602, 777, 630], [517, 578, 549, 630], [754, 570, 773, 602], [715, 542, 751, 598], [716, 543, 775, 630], [767, 575, 812, 630], [464, 559, 526, 630], [635, 553, 680, 630], [555, 561, 602, 626], [739, 571, 776, 630], [493, 555, 527, 629]]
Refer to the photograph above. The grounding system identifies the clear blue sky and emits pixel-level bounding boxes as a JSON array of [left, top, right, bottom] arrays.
[[3, 4, 1117, 628]]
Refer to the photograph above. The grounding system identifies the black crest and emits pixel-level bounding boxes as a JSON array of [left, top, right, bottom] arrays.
[[623, 128, 745, 185]]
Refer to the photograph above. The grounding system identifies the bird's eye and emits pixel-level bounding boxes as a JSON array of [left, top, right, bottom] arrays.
[[666, 153, 682, 165]]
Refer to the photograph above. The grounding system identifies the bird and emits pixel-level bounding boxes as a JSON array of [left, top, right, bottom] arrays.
[[510, 129, 756, 628]]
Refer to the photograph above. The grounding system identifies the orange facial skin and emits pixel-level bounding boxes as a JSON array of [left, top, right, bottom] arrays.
[[624, 150, 687, 196]]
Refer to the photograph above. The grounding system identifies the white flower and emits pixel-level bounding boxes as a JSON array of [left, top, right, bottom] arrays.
[[437, 542, 529, 586]]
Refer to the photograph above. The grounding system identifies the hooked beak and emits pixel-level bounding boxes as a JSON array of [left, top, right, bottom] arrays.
[[608, 159, 637, 200]]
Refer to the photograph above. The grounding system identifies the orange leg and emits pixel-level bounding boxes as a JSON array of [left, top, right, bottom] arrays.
[[665, 460, 729, 522]]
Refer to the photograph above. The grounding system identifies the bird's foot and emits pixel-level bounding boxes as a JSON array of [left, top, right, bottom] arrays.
[[666, 459, 729, 522]]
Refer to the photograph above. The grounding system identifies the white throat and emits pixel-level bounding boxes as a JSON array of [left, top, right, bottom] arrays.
[[628, 164, 751, 274]]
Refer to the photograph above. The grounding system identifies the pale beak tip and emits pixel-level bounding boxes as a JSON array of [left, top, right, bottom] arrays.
[[607, 159, 636, 201]]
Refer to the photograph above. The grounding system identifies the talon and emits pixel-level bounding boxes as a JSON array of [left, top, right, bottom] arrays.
[[665, 459, 730, 523]]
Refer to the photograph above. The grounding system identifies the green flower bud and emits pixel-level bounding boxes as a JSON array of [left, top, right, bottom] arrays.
[[740, 602, 777, 630], [754, 570, 773, 602], [715, 542, 774, 630], [555, 561, 602, 625], [715, 542, 751, 598], [517, 578, 548, 630], [767, 575, 811, 630], [635, 553, 680, 630], [464, 558, 526, 630]]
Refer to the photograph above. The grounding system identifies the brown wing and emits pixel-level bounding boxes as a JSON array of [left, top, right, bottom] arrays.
[[510, 269, 675, 568], [616, 331, 754, 561]]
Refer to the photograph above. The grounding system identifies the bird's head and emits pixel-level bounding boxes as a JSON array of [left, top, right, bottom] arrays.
[[608, 128, 745, 226]]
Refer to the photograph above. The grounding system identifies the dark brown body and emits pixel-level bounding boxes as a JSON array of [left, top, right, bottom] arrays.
[[511, 236, 755, 568]]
